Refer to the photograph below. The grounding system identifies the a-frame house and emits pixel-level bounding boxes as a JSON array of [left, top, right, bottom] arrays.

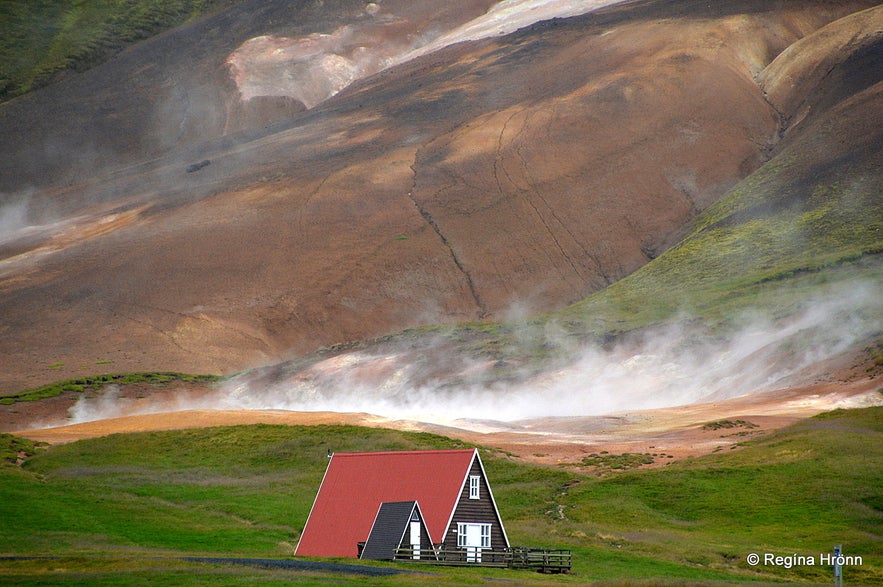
[[295, 448, 509, 560]]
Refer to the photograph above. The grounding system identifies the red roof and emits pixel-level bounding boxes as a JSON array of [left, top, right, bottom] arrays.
[[295, 449, 478, 558]]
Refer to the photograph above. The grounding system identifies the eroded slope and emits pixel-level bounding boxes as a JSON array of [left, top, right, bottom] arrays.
[[0, 0, 877, 393]]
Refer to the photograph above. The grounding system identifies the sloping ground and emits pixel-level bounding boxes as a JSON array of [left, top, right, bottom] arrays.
[[559, 3, 883, 333], [0, 0, 879, 394], [172, 3, 882, 426], [0, 0, 244, 102], [3, 408, 883, 584]]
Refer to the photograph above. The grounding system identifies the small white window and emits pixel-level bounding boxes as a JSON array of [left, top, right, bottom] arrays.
[[480, 524, 491, 548], [469, 475, 480, 499]]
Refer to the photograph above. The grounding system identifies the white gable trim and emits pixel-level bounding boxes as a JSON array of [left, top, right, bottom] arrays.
[[443, 448, 510, 548], [361, 501, 387, 559], [394, 502, 421, 554], [293, 453, 335, 556], [443, 447, 477, 541], [473, 450, 510, 547]]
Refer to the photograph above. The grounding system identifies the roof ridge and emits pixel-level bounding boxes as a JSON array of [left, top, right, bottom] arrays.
[[332, 448, 475, 457]]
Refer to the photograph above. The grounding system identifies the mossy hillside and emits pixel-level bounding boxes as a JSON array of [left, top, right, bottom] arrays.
[[1, 408, 882, 585], [370, 141, 882, 369], [0, 426, 478, 556], [555, 145, 883, 339], [0, 372, 220, 405], [426, 129, 883, 362], [0, 0, 242, 101], [0, 433, 46, 466]]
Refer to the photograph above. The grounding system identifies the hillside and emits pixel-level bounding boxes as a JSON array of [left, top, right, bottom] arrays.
[[1, 0, 880, 395], [1, 407, 881, 584], [0, 0, 242, 101]]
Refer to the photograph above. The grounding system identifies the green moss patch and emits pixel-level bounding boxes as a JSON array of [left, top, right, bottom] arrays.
[[3, 372, 220, 404]]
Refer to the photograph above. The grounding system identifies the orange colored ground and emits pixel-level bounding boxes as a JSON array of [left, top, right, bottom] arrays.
[[11, 376, 880, 469]]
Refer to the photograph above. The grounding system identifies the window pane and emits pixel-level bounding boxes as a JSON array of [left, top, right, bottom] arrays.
[[469, 475, 480, 499]]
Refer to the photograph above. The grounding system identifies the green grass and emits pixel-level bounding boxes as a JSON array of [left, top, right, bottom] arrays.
[[553, 151, 883, 340], [577, 452, 658, 472], [0, 433, 46, 466], [0, 0, 242, 101], [1, 408, 881, 585], [1, 372, 220, 405], [559, 408, 883, 584]]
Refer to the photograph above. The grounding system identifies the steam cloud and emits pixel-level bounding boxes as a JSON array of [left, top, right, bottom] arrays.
[[53, 1, 882, 429], [67, 282, 883, 427], [225, 0, 627, 110], [0, 194, 31, 241]]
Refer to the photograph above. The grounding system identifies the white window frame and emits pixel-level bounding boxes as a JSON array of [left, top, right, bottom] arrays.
[[469, 475, 480, 499], [457, 523, 491, 548]]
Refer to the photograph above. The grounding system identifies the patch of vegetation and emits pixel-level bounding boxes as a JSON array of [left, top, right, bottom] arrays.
[[860, 339, 883, 377], [2, 372, 220, 404], [0, 434, 46, 467], [578, 452, 656, 471], [0, 0, 243, 101], [563, 407, 883, 584], [553, 144, 883, 338], [701, 419, 758, 431]]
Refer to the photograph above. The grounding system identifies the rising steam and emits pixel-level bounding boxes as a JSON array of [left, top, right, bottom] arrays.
[[0, 193, 31, 241], [225, 0, 626, 109], [67, 281, 883, 427]]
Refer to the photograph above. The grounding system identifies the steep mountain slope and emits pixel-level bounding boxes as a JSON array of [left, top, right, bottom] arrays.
[[200, 4, 883, 421], [0, 0, 879, 394]]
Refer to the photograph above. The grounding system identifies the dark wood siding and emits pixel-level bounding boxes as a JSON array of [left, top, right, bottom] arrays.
[[404, 516, 433, 556], [441, 459, 507, 550], [361, 501, 433, 560]]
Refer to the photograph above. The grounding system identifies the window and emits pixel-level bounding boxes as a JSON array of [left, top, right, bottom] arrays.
[[480, 524, 491, 548], [469, 475, 480, 499]]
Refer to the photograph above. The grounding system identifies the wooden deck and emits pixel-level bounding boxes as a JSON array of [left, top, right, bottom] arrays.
[[392, 546, 572, 573]]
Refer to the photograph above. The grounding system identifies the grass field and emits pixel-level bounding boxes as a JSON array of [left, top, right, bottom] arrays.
[[1, 407, 881, 585], [0, 0, 242, 101]]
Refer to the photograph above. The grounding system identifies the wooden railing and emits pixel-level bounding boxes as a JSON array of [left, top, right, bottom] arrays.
[[508, 547, 572, 573], [392, 546, 572, 573]]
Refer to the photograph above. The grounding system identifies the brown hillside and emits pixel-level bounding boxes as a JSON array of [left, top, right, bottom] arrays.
[[759, 3, 883, 137], [0, 0, 878, 393]]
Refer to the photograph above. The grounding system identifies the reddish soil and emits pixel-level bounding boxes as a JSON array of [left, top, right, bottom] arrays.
[[1, 2, 880, 480], [1, 1, 878, 394]]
